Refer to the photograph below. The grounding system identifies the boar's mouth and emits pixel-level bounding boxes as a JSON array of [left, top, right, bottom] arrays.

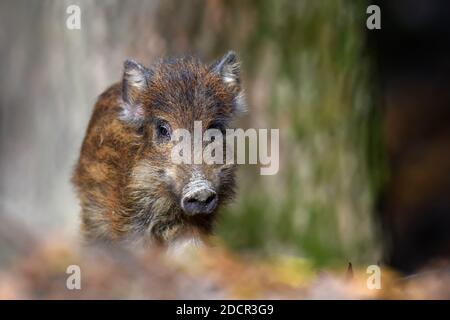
[[148, 208, 216, 243]]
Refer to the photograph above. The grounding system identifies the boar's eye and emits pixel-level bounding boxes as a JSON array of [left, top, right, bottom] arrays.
[[155, 119, 171, 142]]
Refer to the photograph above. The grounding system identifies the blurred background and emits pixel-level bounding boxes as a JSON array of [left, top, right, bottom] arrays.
[[1, 0, 450, 297]]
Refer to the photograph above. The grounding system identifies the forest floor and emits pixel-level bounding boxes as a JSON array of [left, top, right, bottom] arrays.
[[1, 235, 450, 299]]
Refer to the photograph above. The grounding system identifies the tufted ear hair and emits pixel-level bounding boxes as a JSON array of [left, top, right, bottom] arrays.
[[210, 51, 241, 87], [122, 59, 152, 104], [210, 51, 246, 114], [120, 59, 152, 125]]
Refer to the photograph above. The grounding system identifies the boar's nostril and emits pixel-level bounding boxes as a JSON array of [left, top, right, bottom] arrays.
[[205, 194, 216, 204], [181, 188, 218, 215]]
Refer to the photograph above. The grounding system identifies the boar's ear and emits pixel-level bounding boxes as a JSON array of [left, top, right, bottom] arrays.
[[121, 59, 152, 124], [122, 59, 151, 103], [210, 51, 246, 114], [210, 51, 240, 87]]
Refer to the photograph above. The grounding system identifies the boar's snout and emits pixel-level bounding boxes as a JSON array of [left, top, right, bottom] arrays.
[[181, 179, 218, 215]]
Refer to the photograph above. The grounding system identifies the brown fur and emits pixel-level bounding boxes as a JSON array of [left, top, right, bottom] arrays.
[[72, 53, 243, 246]]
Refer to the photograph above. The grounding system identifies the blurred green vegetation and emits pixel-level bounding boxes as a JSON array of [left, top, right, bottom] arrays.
[[158, 0, 384, 267]]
